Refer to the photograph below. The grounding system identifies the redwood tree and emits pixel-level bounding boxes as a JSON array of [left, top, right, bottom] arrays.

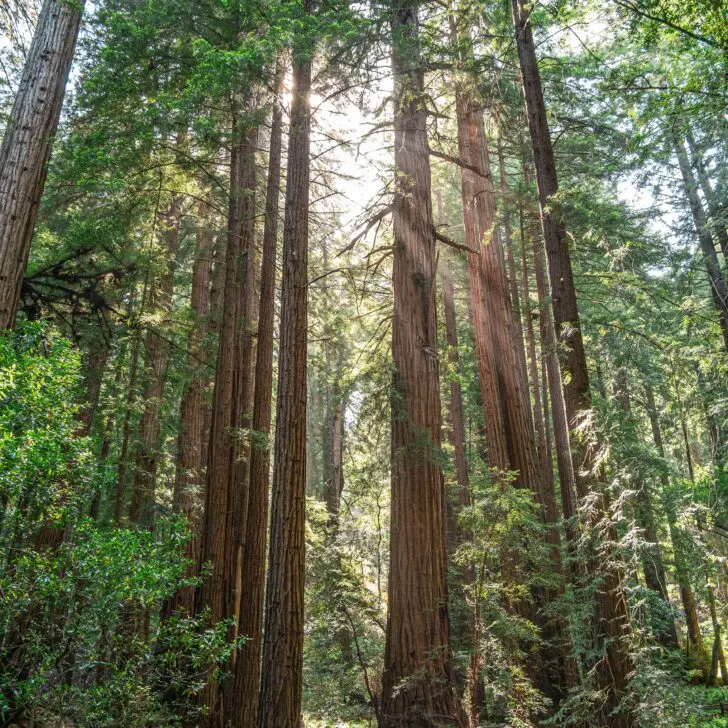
[[379, 2, 460, 724], [231, 56, 285, 728], [512, 1, 634, 724], [257, 12, 313, 726], [0, 0, 85, 329]]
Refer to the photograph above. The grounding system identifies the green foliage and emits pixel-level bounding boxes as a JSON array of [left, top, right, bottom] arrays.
[[0, 325, 231, 725]]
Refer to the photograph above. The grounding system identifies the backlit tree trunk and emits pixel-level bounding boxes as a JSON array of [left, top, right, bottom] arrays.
[[198, 115, 251, 725], [167, 200, 214, 616], [686, 129, 728, 263], [225, 125, 258, 671], [0, 0, 85, 329], [613, 368, 677, 649], [231, 56, 285, 728], [379, 2, 460, 724], [512, 2, 634, 724], [129, 197, 182, 526], [644, 384, 709, 673], [674, 137, 728, 352], [451, 24, 565, 703], [257, 17, 312, 727]]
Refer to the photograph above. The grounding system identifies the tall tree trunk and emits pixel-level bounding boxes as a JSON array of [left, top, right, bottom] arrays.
[[129, 196, 182, 526], [441, 262, 470, 517], [225, 124, 259, 671], [322, 398, 345, 520], [198, 114, 248, 726], [231, 56, 285, 728], [685, 129, 728, 263], [78, 343, 109, 437], [0, 0, 85, 329], [115, 313, 144, 525], [643, 384, 708, 673], [674, 137, 728, 352], [167, 200, 214, 617], [455, 77, 565, 714], [379, 2, 460, 725], [512, 3, 634, 724], [707, 582, 727, 685], [613, 368, 677, 649], [257, 16, 312, 727], [441, 260, 482, 725], [517, 171, 556, 517]]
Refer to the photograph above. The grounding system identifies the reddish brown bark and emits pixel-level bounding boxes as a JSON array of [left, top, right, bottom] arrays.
[[512, 2, 634, 723], [225, 125, 259, 670], [231, 56, 285, 728], [378, 4, 460, 726], [441, 262, 470, 513], [441, 260, 482, 725], [257, 19, 312, 726], [0, 0, 85, 329], [198, 117, 251, 725]]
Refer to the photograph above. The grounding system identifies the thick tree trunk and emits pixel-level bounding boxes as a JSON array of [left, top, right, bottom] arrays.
[[0, 0, 85, 329], [322, 399, 345, 519], [231, 56, 285, 728], [167, 200, 214, 617], [129, 197, 182, 526], [257, 19, 312, 727], [379, 3, 460, 725], [198, 116, 249, 725], [225, 125, 259, 671], [453, 49, 568, 707], [674, 137, 728, 352], [512, 3, 634, 724], [517, 171, 557, 519]]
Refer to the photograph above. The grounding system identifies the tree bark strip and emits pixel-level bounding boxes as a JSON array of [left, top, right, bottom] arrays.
[[674, 137, 728, 352], [167, 200, 214, 616], [512, 2, 634, 723], [0, 0, 85, 329], [379, 2, 460, 724], [257, 18, 312, 726], [129, 196, 182, 526], [232, 55, 285, 728]]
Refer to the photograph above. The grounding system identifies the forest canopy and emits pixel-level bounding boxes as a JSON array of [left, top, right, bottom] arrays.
[[0, 0, 726, 726]]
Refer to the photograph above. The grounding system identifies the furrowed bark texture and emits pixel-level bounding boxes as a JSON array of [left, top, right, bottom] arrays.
[[379, 3, 460, 725], [257, 22, 311, 728], [199, 121, 247, 726], [225, 125, 258, 674], [441, 260, 482, 726], [451, 34, 563, 703], [512, 2, 634, 724], [0, 0, 85, 329], [232, 56, 285, 728]]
